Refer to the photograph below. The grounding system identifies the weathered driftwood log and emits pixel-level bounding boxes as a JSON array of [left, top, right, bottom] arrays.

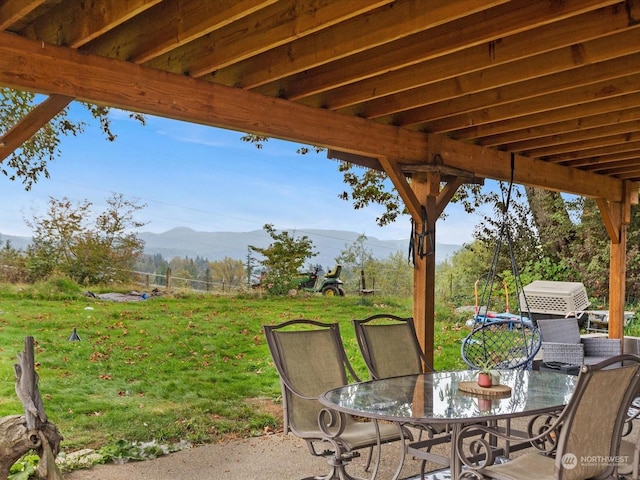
[[0, 415, 40, 478], [0, 337, 64, 480]]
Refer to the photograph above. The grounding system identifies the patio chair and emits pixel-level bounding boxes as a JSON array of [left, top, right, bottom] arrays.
[[537, 317, 621, 366], [456, 354, 640, 480], [264, 319, 407, 480], [461, 319, 542, 371], [352, 314, 434, 380], [352, 314, 449, 455]]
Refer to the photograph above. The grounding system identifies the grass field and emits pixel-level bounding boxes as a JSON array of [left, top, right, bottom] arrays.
[[0, 281, 470, 455]]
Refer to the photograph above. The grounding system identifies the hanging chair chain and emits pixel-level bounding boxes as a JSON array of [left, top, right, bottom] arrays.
[[477, 153, 533, 327]]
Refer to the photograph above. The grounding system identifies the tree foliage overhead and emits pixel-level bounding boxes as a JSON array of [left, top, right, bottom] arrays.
[[249, 223, 317, 295], [0, 88, 144, 189], [25, 193, 147, 284], [440, 179, 640, 307]]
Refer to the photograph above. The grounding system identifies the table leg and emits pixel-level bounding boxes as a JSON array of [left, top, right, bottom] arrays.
[[390, 422, 407, 480], [450, 423, 462, 479]]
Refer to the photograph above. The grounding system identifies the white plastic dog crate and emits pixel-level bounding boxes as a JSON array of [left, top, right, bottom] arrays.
[[519, 280, 590, 316]]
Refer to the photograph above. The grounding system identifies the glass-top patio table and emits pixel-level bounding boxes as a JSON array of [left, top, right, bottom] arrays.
[[320, 369, 577, 479]]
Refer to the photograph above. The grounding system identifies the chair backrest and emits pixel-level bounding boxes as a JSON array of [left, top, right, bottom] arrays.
[[263, 319, 358, 438], [554, 354, 640, 480], [537, 317, 581, 344], [353, 314, 433, 379], [461, 319, 542, 370]]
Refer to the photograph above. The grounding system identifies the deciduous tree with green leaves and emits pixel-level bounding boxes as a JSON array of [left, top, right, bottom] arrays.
[[209, 257, 246, 289], [249, 224, 317, 295], [25, 193, 146, 284]]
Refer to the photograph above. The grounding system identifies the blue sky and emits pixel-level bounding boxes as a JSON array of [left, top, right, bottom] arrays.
[[1, 103, 484, 244]]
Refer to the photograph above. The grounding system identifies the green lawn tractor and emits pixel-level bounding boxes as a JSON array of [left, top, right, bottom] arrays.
[[295, 265, 345, 296]]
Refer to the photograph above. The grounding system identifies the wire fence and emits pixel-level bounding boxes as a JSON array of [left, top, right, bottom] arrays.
[[131, 270, 246, 294], [0, 262, 413, 297]]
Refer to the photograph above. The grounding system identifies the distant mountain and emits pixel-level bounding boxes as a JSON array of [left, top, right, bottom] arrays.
[[138, 227, 461, 266], [0, 233, 32, 251], [0, 228, 462, 266]]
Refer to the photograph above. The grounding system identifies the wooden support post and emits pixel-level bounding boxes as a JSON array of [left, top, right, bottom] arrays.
[[411, 173, 439, 366], [378, 145, 465, 367], [597, 181, 637, 341], [609, 222, 627, 341]]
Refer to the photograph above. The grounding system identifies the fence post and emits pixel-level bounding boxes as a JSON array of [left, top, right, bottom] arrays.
[[166, 268, 171, 290]]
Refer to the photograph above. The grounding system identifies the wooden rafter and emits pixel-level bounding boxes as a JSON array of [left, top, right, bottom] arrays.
[[215, 0, 504, 90], [0, 0, 46, 31], [380, 35, 640, 125], [254, 0, 617, 99], [323, 5, 634, 112], [143, 0, 391, 77], [479, 106, 640, 148], [84, 0, 276, 63], [18, 0, 163, 48]]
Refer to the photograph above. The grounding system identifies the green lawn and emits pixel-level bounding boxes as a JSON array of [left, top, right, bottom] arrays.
[[0, 284, 470, 453]]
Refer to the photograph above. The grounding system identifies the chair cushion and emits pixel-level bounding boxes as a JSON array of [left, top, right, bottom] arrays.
[[338, 421, 403, 450], [481, 452, 555, 479]]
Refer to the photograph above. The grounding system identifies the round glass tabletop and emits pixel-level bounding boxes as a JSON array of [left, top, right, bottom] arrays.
[[321, 369, 577, 424]]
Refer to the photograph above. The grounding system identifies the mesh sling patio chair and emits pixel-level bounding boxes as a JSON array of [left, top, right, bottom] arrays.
[[352, 314, 451, 473], [537, 317, 621, 366], [264, 319, 408, 480], [352, 314, 434, 380], [457, 354, 640, 480]]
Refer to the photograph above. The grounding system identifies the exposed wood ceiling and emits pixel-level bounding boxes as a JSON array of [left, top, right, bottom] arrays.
[[1, 0, 640, 204]]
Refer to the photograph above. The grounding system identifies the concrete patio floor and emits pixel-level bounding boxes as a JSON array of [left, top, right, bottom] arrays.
[[62, 414, 639, 480], [62, 429, 449, 480]]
